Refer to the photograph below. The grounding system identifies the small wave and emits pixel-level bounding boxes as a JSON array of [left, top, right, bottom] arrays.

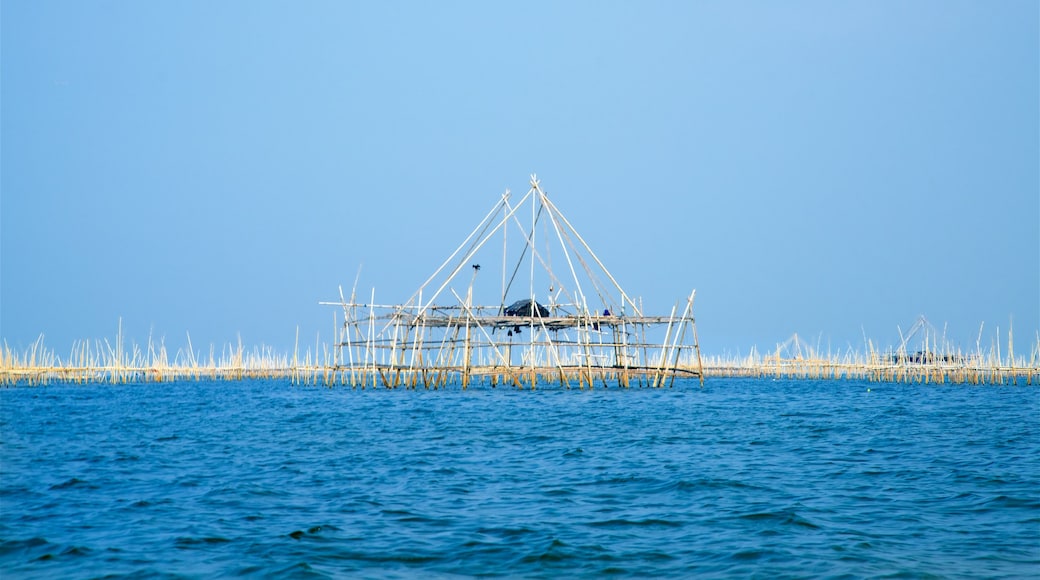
[[520, 539, 574, 564], [32, 546, 94, 564], [398, 515, 454, 526], [331, 550, 443, 566], [670, 478, 765, 492], [0, 537, 53, 557], [628, 550, 676, 562], [49, 477, 97, 490], [476, 526, 537, 538], [245, 487, 290, 498], [375, 553, 442, 565], [982, 495, 1040, 510], [737, 510, 821, 530], [542, 486, 577, 497], [0, 485, 42, 500], [58, 545, 92, 557], [586, 518, 683, 528], [272, 561, 331, 579], [432, 466, 460, 475], [0, 538, 92, 564], [577, 476, 664, 488], [129, 498, 172, 508], [174, 536, 232, 548]]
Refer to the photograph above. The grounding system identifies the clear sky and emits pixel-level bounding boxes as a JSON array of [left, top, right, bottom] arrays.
[[2, 1, 1038, 358]]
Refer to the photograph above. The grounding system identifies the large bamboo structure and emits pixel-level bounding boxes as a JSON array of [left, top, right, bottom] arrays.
[[319, 175, 704, 389], [700, 320, 1040, 385]]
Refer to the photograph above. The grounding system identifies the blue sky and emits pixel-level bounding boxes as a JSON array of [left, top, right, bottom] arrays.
[[2, 1, 1037, 357]]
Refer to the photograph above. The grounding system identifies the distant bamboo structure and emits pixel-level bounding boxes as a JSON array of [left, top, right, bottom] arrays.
[[700, 320, 1040, 386]]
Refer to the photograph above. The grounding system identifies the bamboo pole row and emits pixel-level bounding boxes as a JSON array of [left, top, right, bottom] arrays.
[[3, 331, 1038, 387], [702, 360, 1039, 385], [4, 351, 1036, 387], [697, 326, 1040, 386], [0, 332, 304, 386]]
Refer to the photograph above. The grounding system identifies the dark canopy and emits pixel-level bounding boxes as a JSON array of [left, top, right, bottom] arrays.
[[504, 299, 550, 318]]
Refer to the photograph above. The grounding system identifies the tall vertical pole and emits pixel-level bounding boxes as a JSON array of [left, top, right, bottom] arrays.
[[501, 190, 509, 312], [529, 179, 537, 387]]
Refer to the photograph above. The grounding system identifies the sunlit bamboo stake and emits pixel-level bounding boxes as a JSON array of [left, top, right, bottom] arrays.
[[667, 289, 696, 388], [652, 302, 678, 388], [366, 288, 377, 388], [580, 296, 595, 389]]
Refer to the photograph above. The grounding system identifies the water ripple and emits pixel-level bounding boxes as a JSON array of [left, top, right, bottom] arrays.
[[1, 379, 1037, 578]]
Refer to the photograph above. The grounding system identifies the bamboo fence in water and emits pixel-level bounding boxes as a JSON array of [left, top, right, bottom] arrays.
[[3, 329, 1037, 387], [700, 323, 1040, 385]]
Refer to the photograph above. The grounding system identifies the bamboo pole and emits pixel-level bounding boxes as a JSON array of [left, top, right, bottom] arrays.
[[652, 302, 678, 388], [668, 290, 696, 388]]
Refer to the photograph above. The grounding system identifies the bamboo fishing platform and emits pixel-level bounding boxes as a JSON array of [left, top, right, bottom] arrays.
[[318, 175, 704, 389]]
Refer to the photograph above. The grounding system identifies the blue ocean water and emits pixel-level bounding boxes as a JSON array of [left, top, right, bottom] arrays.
[[1, 379, 1037, 579]]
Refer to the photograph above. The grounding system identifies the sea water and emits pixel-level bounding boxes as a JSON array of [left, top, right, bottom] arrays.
[[1, 379, 1037, 578]]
